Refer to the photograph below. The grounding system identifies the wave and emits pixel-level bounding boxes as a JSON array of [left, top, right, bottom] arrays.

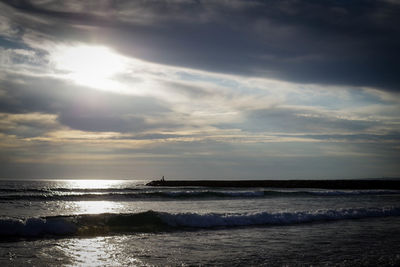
[[0, 188, 141, 193], [0, 191, 265, 201], [295, 189, 400, 196], [1, 207, 400, 238], [0, 189, 398, 201]]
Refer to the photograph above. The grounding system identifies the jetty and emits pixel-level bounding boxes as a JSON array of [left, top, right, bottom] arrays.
[[146, 179, 400, 190]]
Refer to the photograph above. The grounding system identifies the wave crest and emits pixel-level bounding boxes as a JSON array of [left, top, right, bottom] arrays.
[[1, 189, 398, 202], [1, 207, 399, 238]]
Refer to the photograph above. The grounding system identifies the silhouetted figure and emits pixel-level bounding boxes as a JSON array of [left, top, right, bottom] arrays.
[[161, 176, 165, 182]]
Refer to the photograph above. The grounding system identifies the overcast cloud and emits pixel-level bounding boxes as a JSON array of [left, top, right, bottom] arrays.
[[2, 0, 400, 90], [0, 0, 399, 179]]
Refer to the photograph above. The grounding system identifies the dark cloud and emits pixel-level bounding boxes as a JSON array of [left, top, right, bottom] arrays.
[[0, 74, 174, 133], [162, 80, 226, 99], [0, 113, 59, 138], [2, 0, 400, 91], [217, 107, 379, 133], [58, 113, 147, 133], [279, 133, 400, 142], [123, 133, 186, 140]]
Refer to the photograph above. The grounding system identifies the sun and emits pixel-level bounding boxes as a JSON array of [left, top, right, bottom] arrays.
[[53, 45, 126, 91]]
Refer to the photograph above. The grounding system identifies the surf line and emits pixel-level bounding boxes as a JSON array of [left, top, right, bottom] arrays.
[[146, 179, 400, 190]]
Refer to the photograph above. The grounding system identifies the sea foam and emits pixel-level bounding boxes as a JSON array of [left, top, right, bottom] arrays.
[[1, 189, 398, 201], [1, 207, 399, 238]]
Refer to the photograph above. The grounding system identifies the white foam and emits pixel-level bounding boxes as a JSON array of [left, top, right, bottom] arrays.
[[159, 207, 400, 228], [164, 190, 265, 197], [1, 207, 399, 237]]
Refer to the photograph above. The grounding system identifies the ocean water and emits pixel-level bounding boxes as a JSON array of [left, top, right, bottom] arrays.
[[1, 180, 400, 266]]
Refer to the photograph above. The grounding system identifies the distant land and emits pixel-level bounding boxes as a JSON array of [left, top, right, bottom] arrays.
[[146, 179, 400, 190]]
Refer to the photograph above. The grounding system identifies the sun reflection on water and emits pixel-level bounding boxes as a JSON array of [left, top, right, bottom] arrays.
[[74, 201, 122, 214], [63, 237, 146, 267], [63, 179, 126, 189], [58, 180, 132, 214]]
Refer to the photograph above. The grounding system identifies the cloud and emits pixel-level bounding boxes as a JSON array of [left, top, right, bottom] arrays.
[[58, 113, 146, 133], [0, 112, 60, 138], [2, 0, 400, 91], [217, 107, 381, 134], [279, 133, 400, 143], [1, 1, 400, 179], [0, 73, 177, 133]]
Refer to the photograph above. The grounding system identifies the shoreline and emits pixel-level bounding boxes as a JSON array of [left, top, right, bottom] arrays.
[[146, 179, 400, 190]]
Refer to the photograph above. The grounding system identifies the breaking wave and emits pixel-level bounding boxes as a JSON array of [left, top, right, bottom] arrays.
[[0, 189, 398, 201], [1, 207, 399, 238]]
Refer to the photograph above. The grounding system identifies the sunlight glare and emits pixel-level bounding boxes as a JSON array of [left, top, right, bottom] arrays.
[[65, 179, 123, 189], [53, 45, 126, 91], [75, 201, 122, 214]]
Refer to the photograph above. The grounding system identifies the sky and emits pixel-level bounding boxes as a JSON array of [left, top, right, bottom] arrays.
[[0, 0, 399, 180]]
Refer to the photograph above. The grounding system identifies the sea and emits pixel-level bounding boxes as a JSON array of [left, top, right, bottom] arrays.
[[0, 179, 400, 266]]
